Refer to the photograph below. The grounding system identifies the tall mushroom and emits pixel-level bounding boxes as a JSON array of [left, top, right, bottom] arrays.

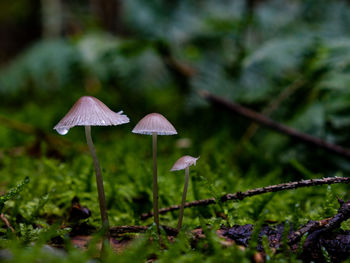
[[54, 96, 129, 232], [132, 113, 177, 233], [170, 155, 199, 232]]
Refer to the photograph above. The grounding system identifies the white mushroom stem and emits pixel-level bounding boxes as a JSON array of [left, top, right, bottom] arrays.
[[85, 126, 109, 230], [152, 132, 160, 233], [177, 166, 190, 232]]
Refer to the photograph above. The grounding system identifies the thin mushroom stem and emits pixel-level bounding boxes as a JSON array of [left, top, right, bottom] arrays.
[[85, 126, 109, 230], [152, 132, 160, 234], [177, 166, 189, 232]]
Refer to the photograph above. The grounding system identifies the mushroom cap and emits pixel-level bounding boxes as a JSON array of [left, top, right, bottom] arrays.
[[132, 113, 177, 135], [54, 96, 129, 135], [170, 155, 199, 171]]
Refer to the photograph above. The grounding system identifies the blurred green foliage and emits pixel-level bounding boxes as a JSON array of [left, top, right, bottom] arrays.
[[0, 0, 350, 261]]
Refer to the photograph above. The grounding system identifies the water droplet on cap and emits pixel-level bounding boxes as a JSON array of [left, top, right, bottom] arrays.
[[56, 128, 69, 135]]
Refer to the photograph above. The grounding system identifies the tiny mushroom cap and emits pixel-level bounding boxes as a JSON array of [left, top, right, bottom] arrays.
[[132, 113, 177, 135], [54, 96, 129, 135], [170, 155, 200, 171]]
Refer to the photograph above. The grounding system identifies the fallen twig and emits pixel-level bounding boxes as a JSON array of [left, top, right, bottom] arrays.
[[109, 225, 178, 237], [141, 176, 350, 220], [0, 213, 15, 233], [234, 77, 304, 157], [199, 90, 350, 159]]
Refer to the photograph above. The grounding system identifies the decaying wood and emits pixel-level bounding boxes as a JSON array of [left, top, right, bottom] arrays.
[[286, 198, 349, 246], [141, 176, 350, 220], [94, 197, 350, 262], [299, 198, 350, 262], [222, 198, 350, 262]]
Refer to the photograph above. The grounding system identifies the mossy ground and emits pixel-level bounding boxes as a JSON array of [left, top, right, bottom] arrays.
[[0, 101, 349, 262]]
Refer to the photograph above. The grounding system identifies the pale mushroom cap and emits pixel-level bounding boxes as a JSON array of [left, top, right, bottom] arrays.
[[54, 96, 129, 135], [170, 155, 199, 171], [132, 113, 177, 135]]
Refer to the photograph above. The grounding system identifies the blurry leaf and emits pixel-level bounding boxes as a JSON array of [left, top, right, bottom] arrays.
[[0, 40, 80, 95]]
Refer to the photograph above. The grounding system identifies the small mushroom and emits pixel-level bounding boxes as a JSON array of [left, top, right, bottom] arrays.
[[170, 155, 199, 232], [132, 113, 177, 233], [54, 96, 129, 231]]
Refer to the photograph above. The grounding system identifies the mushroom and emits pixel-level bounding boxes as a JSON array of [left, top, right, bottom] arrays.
[[54, 96, 129, 231], [170, 155, 199, 232], [132, 113, 177, 233]]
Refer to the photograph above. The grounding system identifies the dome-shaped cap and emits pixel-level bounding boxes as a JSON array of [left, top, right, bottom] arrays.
[[170, 155, 199, 171], [132, 113, 177, 135], [54, 96, 129, 135]]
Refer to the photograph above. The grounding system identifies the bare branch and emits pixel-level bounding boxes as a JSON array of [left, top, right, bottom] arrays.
[[141, 176, 350, 220], [199, 90, 350, 159], [234, 77, 304, 157]]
